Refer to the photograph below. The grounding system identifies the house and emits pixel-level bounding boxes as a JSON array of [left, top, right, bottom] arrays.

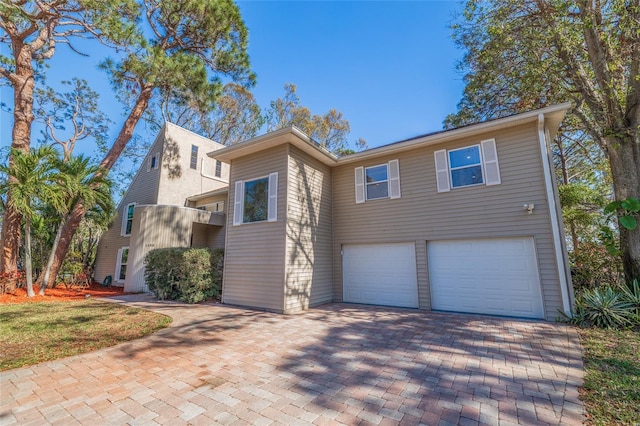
[[94, 123, 230, 290], [95, 103, 574, 320]]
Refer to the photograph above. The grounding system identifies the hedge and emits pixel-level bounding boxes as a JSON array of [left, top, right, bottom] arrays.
[[144, 248, 223, 303]]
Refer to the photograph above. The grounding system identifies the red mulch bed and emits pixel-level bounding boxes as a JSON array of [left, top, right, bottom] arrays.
[[0, 283, 127, 304]]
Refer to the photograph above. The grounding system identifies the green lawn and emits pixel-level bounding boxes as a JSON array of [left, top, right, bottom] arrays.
[[579, 327, 640, 425], [0, 300, 171, 371]]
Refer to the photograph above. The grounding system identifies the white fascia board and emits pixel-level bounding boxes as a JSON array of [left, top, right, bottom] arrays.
[[207, 126, 338, 166], [537, 113, 572, 315]]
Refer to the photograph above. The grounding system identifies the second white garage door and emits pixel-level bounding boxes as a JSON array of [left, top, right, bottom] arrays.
[[428, 237, 544, 319], [343, 243, 418, 308]]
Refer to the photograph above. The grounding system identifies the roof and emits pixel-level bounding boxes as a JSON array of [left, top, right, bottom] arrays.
[[186, 187, 229, 202], [209, 103, 571, 166]]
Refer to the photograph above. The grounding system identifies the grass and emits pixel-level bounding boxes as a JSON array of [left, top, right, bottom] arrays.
[[0, 300, 172, 371], [579, 327, 640, 425]]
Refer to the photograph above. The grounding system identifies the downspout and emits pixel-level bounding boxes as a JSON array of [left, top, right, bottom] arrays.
[[537, 113, 572, 315]]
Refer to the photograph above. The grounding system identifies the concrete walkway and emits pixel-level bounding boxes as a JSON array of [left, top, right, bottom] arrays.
[[1, 296, 584, 425]]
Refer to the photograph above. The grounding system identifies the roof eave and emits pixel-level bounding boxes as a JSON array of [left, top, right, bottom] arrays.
[[208, 126, 338, 166], [336, 103, 571, 165]]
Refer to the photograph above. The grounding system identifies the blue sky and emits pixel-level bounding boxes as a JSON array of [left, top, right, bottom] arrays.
[[1, 1, 465, 155]]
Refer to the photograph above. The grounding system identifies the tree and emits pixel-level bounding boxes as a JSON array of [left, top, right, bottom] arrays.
[[34, 78, 113, 162], [42, 0, 255, 288], [146, 82, 264, 145], [0, 147, 62, 297], [0, 0, 139, 275], [39, 155, 113, 295], [266, 83, 367, 153], [447, 0, 640, 282]]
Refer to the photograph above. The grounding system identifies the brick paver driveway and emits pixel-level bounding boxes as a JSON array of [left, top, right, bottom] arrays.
[[1, 297, 584, 425]]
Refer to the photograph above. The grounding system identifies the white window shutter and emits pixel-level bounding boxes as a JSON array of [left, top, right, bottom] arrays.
[[388, 159, 401, 199], [146, 157, 151, 172], [481, 139, 501, 185], [434, 149, 450, 193], [233, 180, 243, 225], [268, 172, 278, 222], [120, 209, 126, 235], [355, 167, 365, 203]]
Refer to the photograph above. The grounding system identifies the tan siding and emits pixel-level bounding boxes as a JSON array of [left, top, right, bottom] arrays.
[[157, 123, 228, 205], [222, 145, 288, 312], [94, 132, 165, 285], [284, 145, 333, 313], [95, 123, 228, 287], [332, 123, 563, 319], [125, 205, 219, 292]]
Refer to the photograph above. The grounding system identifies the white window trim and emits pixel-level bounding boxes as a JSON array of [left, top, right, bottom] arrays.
[[233, 172, 278, 225], [121, 202, 136, 236], [365, 163, 389, 201], [115, 246, 129, 283], [355, 160, 401, 203], [448, 144, 484, 189]]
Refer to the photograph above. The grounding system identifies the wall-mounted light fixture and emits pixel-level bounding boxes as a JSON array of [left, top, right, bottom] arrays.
[[523, 203, 535, 214]]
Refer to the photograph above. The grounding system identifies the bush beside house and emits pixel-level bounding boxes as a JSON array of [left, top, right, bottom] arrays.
[[145, 248, 223, 303]]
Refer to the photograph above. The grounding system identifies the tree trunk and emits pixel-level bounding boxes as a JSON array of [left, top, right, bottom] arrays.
[[606, 136, 640, 284], [0, 50, 36, 274], [39, 220, 65, 295], [24, 216, 35, 297], [41, 87, 154, 288]]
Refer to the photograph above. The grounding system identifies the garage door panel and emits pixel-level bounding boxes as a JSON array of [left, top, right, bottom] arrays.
[[343, 243, 418, 308], [429, 238, 544, 319]]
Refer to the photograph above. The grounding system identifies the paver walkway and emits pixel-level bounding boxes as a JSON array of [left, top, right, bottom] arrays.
[[1, 297, 584, 425]]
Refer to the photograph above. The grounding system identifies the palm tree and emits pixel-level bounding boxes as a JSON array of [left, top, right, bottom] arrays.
[[0, 147, 62, 297], [40, 155, 113, 294]]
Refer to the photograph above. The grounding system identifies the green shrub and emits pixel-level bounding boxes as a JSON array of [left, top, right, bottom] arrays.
[[569, 241, 623, 291], [561, 286, 637, 328], [620, 279, 640, 323], [145, 248, 224, 303]]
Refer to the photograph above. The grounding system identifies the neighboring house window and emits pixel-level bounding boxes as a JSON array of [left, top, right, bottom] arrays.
[[233, 173, 278, 225], [434, 139, 501, 193], [147, 152, 159, 172], [190, 145, 198, 169], [354, 159, 401, 204], [121, 203, 136, 236], [215, 160, 222, 178], [115, 247, 129, 282]]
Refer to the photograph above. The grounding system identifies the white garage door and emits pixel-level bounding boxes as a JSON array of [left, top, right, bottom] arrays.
[[343, 243, 418, 308], [428, 237, 544, 319]]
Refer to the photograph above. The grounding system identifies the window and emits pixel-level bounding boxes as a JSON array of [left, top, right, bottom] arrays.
[[190, 145, 198, 169], [215, 160, 222, 178], [243, 177, 269, 223], [434, 139, 501, 193], [121, 203, 135, 236], [449, 145, 483, 188], [354, 160, 401, 204], [365, 164, 389, 200], [147, 152, 159, 171], [115, 247, 129, 282], [233, 173, 278, 225]]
